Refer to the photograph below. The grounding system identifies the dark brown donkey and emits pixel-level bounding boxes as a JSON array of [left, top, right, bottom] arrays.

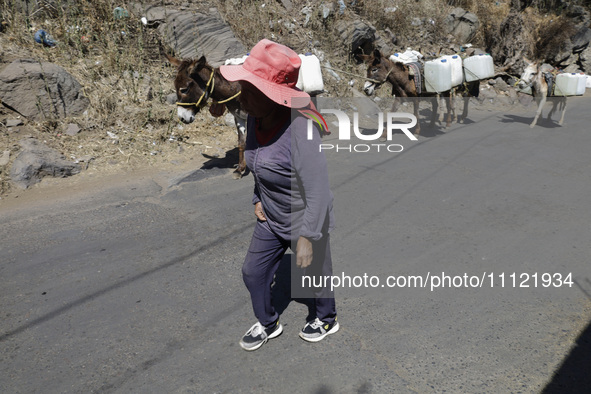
[[166, 54, 248, 179], [361, 50, 454, 136]]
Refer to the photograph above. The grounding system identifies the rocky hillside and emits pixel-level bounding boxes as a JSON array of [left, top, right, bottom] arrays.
[[1, 0, 590, 195]]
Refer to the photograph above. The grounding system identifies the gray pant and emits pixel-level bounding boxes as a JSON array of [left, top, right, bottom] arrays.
[[242, 219, 337, 328]]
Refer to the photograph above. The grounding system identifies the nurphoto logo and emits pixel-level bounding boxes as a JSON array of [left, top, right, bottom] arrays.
[[300, 104, 418, 153]]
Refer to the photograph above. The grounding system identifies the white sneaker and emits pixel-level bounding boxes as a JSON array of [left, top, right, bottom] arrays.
[[239, 320, 283, 351]]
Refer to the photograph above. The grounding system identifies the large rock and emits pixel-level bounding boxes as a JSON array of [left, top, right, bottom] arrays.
[[334, 18, 376, 58], [572, 27, 591, 53], [157, 7, 246, 66], [579, 45, 591, 73], [565, 5, 590, 27], [443, 8, 480, 44], [10, 138, 80, 189], [0, 59, 89, 121], [489, 11, 531, 75]]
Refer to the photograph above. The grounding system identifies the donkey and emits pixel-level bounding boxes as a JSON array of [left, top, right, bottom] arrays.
[[517, 57, 567, 128], [165, 53, 248, 179], [361, 49, 454, 136]]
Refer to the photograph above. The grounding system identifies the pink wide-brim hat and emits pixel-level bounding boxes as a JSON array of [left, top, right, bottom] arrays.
[[220, 39, 310, 109]]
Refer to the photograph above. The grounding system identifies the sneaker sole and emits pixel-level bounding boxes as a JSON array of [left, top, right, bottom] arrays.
[[299, 321, 340, 343], [268, 323, 283, 339], [239, 323, 283, 351]]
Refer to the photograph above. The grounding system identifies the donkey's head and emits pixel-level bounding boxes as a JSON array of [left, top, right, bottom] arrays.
[[518, 57, 539, 91], [360, 49, 393, 96], [166, 54, 215, 123]]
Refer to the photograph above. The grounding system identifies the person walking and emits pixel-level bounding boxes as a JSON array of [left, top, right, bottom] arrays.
[[220, 39, 339, 351]]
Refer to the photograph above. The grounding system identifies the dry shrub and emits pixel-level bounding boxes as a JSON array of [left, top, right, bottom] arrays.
[[532, 14, 577, 62], [0, 0, 239, 196], [484, 7, 538, 72], [358, 0, 452, 47], [218, 0, 308, 51], [473, 0, 512, 48]]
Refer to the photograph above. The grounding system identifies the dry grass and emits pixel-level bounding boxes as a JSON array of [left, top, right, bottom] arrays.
[[357, 0, 452, 49], [0, 0, 238, 196]]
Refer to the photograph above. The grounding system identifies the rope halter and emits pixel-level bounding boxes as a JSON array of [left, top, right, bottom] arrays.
[[175, 68, 241, 108], [176, 69, 215, 108]]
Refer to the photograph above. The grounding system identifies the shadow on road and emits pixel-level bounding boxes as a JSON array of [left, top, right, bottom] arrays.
[[173, 147, 249, 184], [542, 318, 591, 393], [500, 114, 564, 128], [202, 147, 249, 174], [543, 278, 591, 392]]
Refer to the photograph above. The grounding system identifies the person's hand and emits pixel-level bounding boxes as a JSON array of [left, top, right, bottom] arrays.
[[296, 236, 313, 268], [254, 202, 267, 221], [209, 102, 226, 117]]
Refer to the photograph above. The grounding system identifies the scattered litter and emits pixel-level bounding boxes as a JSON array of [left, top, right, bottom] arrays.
[[301, 6, 313, 26], [338, 0, 346, 14], [66, 25, 81, 33], [107, 131, 118, 139], [34, 29, 56, 47], [323, 61, 341, 81], [322, 4, 332, 19], [113, 7, 129, 20], [411, 18, 422, 26], [74, 155, 94, 164]]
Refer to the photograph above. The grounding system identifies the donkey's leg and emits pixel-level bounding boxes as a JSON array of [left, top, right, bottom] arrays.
[[450, 89, 457, 123], [558, 97, 567, 126], [233, 116, 247, 179], [445, 91, 453, 128], [383, 97, 402, 139], [460, 81, 477, 123], [414, 98, 421, 136], [547, 99, 556, 121], [531, 94, 546, 128], [429, 96, 439, 128], [460, 94, 470, 123]]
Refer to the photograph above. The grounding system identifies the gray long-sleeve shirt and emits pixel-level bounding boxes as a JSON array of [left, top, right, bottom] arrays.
[[244, 114, 334, 241]]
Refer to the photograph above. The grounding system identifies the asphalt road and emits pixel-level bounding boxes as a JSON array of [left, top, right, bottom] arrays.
[[1, 96, 591, 393]]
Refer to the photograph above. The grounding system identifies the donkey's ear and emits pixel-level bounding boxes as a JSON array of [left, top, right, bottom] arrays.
[[163, 51, 182, 67], [159, 40, 181, 67], [356, 53, 373, 63], [189, 56, 208, 75], [373, 49, 382, 59]]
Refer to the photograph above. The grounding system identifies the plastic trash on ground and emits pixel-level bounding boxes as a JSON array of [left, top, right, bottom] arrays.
[[34, 29, 56, 47]]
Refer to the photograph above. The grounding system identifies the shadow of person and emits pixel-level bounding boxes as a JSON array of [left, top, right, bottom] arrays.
[[201, 147, 249, 174], [542, 318, 591, 392]]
